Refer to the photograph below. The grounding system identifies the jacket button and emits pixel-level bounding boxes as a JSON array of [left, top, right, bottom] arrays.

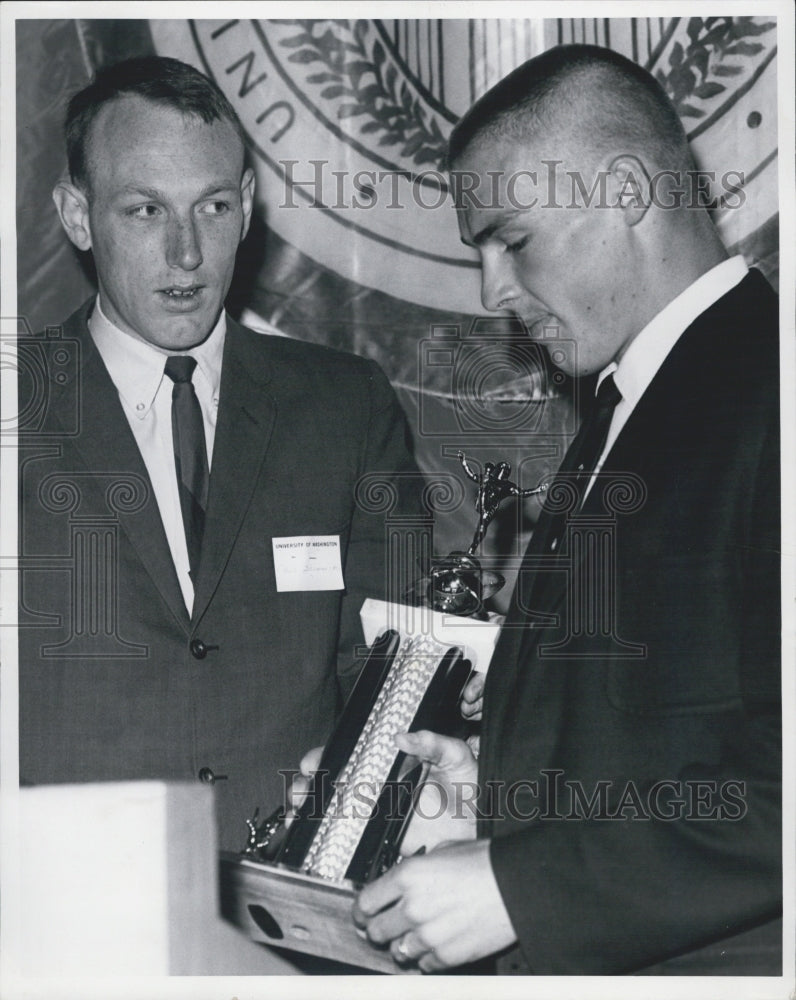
[[190, 638, 208, 659], [197, 767, 227, 784]]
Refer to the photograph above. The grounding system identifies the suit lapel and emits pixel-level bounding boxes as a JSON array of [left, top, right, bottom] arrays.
[[191, 319, 276, 624], [513, 282, 730, 658], [53, 305, 190, 630], [515, 446, 648, 666]]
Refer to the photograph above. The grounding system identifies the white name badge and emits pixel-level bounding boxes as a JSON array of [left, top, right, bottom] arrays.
[[272, 535, 344, 592]]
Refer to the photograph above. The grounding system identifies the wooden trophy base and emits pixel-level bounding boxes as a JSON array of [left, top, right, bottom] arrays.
[[219, 853, 411, 974]]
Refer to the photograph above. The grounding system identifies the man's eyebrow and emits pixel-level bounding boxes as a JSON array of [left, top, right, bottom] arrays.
[[116, 182, 240, 201], [195, 182, 240, 198], [461, 217, 515, 248]]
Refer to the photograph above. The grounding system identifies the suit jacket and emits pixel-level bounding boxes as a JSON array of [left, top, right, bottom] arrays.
[[19, 300, 422, 852], [478, 270, 781, 975]]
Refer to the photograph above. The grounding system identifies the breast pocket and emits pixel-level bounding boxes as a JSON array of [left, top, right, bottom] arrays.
[[604, 552, 744, 717]]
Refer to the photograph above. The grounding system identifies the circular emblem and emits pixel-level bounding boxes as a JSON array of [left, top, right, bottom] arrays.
[[151, 17, 778, 311]]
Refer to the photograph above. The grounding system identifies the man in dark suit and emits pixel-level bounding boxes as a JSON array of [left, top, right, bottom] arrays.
[[18, 56, 420, 860], [353, 44, 781, 975]]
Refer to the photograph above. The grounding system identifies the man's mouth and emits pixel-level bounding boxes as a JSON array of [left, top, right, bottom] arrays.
[[161, 286, 202, 299]]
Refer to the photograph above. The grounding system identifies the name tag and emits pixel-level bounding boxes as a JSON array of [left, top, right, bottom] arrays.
[[272, 535, 344, 592]]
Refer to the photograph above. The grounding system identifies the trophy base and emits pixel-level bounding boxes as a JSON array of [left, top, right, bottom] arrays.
[[219, 853, 415, 974]]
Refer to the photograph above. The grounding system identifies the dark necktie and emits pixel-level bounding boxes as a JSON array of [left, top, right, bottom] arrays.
[[534, 372, 622, 556], [164, 355, 209, 582]]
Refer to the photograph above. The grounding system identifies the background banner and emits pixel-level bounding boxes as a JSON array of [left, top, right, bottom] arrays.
[[16, 15, 779, 606]]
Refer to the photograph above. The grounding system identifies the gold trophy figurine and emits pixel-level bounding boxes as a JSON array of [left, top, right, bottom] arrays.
[[416, 452, 547, 619]]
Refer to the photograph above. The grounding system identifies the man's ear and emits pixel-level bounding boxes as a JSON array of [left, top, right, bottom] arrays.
[[239, 167, 256, 242], [608, 155, 651, 226], [52, 181, 92, 251]]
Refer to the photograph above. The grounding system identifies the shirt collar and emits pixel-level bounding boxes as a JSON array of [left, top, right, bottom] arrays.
[[599, 256, 748, 404], [88, 296, 226, 419]]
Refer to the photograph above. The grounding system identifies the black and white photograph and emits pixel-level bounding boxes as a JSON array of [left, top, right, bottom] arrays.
[[1, 3, 793, 999]]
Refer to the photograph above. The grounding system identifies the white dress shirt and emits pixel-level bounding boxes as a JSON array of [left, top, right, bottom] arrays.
[[584, 255, 749, 500], [88, 296, 225, 613]]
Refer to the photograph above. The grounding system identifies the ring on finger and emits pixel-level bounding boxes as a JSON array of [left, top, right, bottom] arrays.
[[394, 936, 412, 962]]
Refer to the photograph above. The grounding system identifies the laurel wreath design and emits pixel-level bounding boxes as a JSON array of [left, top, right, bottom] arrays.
[[275, 16, 775, 156], [274, 19, 447, 168], [656, 16, 775, 118]]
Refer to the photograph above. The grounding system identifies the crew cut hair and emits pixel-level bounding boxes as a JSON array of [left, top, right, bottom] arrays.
[[448, 44, 692, 172], [65, 55, 247, 191]]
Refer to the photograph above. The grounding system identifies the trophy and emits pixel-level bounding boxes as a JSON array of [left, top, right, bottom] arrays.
[[219, 455, 545, 972], [410, 451, 546, 618]]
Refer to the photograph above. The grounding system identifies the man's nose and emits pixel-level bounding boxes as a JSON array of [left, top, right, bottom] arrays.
[[166, 216, 203, 271], [480, 249, 516, 312]]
